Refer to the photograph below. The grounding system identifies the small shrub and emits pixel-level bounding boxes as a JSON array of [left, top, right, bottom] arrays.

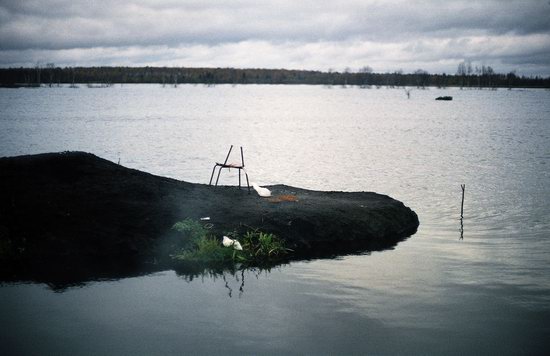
[[172, 219, 207, 243], [169, 219, 291, 266], [171, 236, 235, 264], [240, 230, 291, 259]]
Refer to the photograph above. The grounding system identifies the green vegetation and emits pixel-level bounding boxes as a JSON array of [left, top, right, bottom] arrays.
[[1, 65, 549, 88], [170, 218, 291, 267], [240, 230, 289, 260]]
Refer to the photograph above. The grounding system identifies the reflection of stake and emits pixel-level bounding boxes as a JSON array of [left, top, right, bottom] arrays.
[[460, 184, 465, 240]]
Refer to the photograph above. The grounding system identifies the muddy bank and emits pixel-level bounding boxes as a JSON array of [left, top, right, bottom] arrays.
[[0, 151, 418, 283]]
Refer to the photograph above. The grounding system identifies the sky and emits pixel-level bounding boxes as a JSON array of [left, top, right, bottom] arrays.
[[1, 0, 550, 76]]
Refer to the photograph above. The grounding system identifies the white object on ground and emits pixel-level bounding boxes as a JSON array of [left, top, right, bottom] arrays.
[[200, 217, 210, 221], [252, 182, 271, 197], [222, 236, 243, 250]]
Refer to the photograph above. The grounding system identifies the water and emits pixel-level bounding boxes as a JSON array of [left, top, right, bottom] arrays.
[[1, 85, 550, 354]]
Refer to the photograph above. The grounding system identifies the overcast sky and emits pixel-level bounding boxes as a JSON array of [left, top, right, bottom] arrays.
[[1, 0, 549, 76]]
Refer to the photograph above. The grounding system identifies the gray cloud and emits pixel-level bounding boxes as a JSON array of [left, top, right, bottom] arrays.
[[1, 0, 549, 75]]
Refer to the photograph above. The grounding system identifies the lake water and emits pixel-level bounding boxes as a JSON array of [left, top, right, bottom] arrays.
[[1, 84, 549, 355]]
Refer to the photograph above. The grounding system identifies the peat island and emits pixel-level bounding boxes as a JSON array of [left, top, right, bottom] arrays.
[[0, 152, 418, 281]]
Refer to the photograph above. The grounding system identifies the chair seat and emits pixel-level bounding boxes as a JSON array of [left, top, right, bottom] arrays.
[[216, 162, 243, 168], [210, 145, 250, 193]]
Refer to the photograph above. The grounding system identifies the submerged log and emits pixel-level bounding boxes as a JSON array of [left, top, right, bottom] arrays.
[[0, 152, 418, 281]]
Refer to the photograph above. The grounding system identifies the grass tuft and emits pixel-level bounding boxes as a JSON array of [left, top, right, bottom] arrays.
[[170, 218, 291, 266]]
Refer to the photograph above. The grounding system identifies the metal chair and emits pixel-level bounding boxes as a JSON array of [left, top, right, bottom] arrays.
[[209, 145, 250, 193]]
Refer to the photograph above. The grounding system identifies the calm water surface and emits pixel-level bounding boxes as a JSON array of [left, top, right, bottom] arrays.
[[1, 85, 549, 354]]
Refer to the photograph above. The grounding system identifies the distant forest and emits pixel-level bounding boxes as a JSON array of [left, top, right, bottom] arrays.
[[1, 63, 549, 88]]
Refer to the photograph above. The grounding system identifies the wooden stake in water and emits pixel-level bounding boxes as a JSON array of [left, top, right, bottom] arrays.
[[460, 184, 465, 218], [460, 184, 465, 240]]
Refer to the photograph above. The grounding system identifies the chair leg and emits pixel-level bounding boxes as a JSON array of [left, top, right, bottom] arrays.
[[238, 169, 242, 189], [215, 166, 223, 186], [244, 172, 251, 194], [209, 164, 219, 185]]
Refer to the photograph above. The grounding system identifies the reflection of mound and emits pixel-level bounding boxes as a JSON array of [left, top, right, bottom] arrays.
[[175, 266, 278, 299], [0, 151, 418, 288]]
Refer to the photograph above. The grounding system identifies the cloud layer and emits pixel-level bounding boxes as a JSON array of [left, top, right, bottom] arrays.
[[1, 0, 549, 75]]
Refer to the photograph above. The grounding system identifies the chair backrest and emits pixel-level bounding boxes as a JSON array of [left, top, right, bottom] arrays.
[[240, 146, 245, 167], [222, 145, 234, 165], [221, 145, 245, 167]]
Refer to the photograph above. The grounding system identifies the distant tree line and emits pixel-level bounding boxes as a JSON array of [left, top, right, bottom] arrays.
[[1, 63, 548, 88]]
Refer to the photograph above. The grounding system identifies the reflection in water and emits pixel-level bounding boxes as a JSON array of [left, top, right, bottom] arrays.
[[221, 270, 244, 298], [175, 264, 284, 298], [460, 216, 464, 240], [0, 261, 281, 298], [1, 229, 413, 292], [0, 261, 157, 292]]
